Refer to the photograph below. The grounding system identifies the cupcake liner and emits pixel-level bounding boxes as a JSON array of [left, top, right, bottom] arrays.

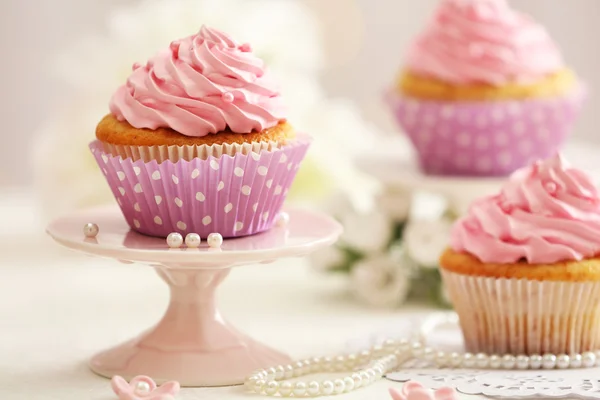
[[90, 135, 311, 238], [441, 269, 600, 355], [387, 86, 586, 176], [101, 140, 281, 163]]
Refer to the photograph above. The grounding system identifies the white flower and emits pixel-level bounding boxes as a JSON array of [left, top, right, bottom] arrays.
[[340, 209, 393, 255], [32, 0, 379, 221], [350, 254, 411, 309], [309, 246, 346, 272], [376, 187, 412, 222], [403, 218, 453, 268]]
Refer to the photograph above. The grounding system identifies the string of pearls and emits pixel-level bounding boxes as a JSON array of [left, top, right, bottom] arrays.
[[245, 314, 600, 397]]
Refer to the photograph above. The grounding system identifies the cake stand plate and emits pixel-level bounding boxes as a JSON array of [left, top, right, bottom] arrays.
[[46, 206, 342, 387]]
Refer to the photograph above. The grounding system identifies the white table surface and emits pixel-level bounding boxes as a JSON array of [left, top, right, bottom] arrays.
[[0, 190, 480, 399]]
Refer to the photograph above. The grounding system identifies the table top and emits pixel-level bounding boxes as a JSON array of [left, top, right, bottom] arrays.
[[0, 190, 480, 399]]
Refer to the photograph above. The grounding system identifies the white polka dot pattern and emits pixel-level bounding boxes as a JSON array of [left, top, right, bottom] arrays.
[[389, 88, 585, 176], [90, 137, 310, 238]]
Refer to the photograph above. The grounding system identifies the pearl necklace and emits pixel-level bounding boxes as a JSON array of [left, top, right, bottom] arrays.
[[245, 314, 600, 397]]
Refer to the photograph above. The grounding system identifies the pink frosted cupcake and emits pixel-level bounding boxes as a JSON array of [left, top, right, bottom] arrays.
[[440, 155, 600, 355], [90, 26, 310, 238], [388, 0, 585, 177]]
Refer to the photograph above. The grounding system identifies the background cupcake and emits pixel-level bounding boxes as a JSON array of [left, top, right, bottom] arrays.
[[388, 0, 586, 177], [91, 25, 310, 238], [440, 154, 600, 355]]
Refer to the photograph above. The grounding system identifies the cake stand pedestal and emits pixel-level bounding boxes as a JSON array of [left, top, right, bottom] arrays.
[[46, 206, 342, 387]]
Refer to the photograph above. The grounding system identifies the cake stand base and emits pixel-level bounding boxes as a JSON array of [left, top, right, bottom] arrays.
[[46, 206, 342, 387]]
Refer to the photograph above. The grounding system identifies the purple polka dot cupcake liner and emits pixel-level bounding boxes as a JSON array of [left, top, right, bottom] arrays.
[[387, 87, 586, 177], [90, 135, 311, 238]]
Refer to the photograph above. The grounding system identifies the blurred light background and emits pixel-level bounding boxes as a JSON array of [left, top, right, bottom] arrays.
[[1, 0, 598, 187]]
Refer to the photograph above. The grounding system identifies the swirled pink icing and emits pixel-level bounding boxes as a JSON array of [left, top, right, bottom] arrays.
[[109, 25, 286, 137], [451, 155, 600, 264], [406, 0, 565, 85]]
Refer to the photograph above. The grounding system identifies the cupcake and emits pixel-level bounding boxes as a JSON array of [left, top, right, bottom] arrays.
[[90, 25, 310, 238], [388, 0, 585, 177], [440, 154, 600, 355]]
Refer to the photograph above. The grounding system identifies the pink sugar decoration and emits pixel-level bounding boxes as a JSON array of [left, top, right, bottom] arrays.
[[111, 375, 180, 400], [132, 62, 142, 71], [222, 92, 235, 103], [239, 43, 252, 52], [389, 381, 459, 400], [545, 181, 558, 194]]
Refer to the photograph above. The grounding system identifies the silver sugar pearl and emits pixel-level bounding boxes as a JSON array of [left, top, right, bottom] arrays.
[[184, 233, 201, 248], [502, 354, 516, 369], [475, 353, 488, 368], [556, 354, 570, 369], [207, 232, 223, 248], [570, 353, 583, 368], [542, 354, 557, 369], [83, 223, 99, 238], [582, 352, 596, 368], [516, 355, 529, 370], [166, 232, 183, 248], [529, 354, 543, 369], [462, 353, 475, 368], [489, 355, 502, 369], [276, 211, 290, 227], [135, 381, 151, 394]]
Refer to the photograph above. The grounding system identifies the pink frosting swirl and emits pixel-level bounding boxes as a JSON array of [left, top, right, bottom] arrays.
[[451, 155, 600, 264], [406, 0, 564, 85], [109, 25, 286, 137]]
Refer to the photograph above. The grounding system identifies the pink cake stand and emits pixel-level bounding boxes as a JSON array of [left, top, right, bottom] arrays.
[[46, 205, 342, 387]]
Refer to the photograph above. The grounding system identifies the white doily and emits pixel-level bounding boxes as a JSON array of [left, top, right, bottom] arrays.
[[387, 368, 600, 399]]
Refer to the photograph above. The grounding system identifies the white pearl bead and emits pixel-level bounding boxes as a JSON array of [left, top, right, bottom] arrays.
[[279, 381, 293, 396], [293, 361, 305, 377], [435, 351, 447, 367], [275, 365, 285, 379], [529, 354, 542, 369], [83, 223, 99, 238], [293, 382, 307, 397], [135, 381, 150, 394], [310, 357, 321, 370], [302, 359, 312, 374], [307, 381, 320, 396], [423, 347, 435, 361], [556, 354, 570, 369], [450, 352, 462, 367], [351, 373, 362, 388], [372, 345, 384, 357], [463, 353, 475, 368], [321, 381, 334, 395], [412, 342, 424, 357], [184, 233, 201, 247], [583, 352, 596, 368], [384, 339, 396, 353], [265, 381, 279, 395], [594, 351, 600, 367], [253, 379, 265, 393], [346, 353, 358, 368], [343, 376, 355, 392], [359, 350, 371, 363], [334, 355, 346, 371], [207, 232, 223, 248], [367, 368, 377, 383], [489, 355, 502, 369], [276, 212, 290, 227], [502, 355, 516, 369], [322, 356, 334, 371], [516, 355, 529, 370], [265, 367, 277, 381], [373, 365, 384, 377], [333, 379, 345, 394], [475, 353, 488, 368], [398, 338, 410, 353], [244, 377, 257, 390], [283, 364, 294, 379], [570, 353, 583, 368], [359, 371, 370, 386], [166, 232, 183, 248], [542, 354, 557, 369]]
